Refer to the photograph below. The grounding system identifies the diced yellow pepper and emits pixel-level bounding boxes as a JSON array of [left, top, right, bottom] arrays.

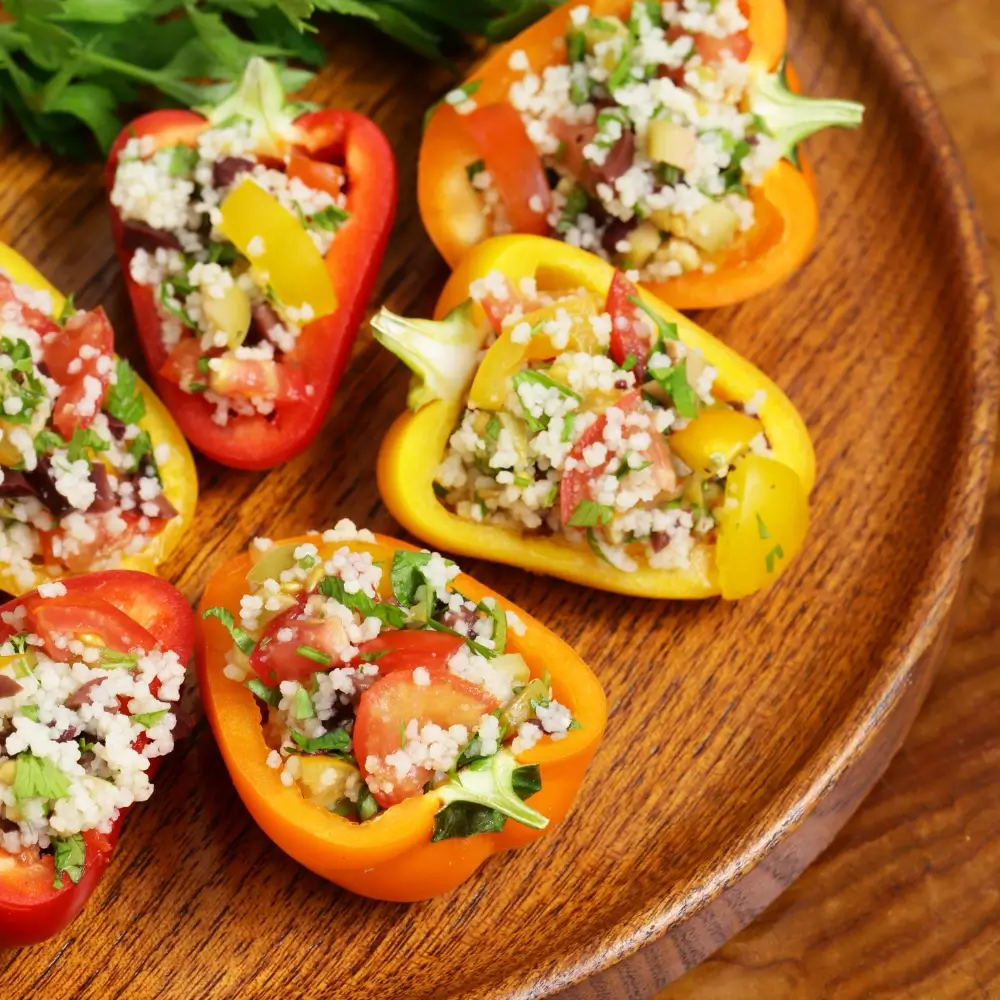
[[219, 178, 337, 320], [669, 409, 764, 476], [469, 294, 600, 410]]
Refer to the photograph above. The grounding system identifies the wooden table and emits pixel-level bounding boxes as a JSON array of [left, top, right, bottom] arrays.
[[659, 1, 1000, 996]]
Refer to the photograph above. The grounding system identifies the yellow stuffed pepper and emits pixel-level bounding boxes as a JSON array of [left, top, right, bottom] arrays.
[[373, 235, 814, 600], [0, 244, 196, 594]]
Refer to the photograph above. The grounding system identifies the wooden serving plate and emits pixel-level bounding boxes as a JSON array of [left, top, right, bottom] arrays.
[[1, 0, 996, 996]]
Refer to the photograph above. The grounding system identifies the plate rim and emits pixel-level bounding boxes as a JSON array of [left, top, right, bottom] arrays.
[[474, 0, 999, 996]]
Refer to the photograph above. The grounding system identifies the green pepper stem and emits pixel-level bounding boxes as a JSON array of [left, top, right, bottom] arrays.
[[749, 58, 864, 168], [370, 301, 484, 412], [200, 57, 300, 155], [436, 751, 549, 830]]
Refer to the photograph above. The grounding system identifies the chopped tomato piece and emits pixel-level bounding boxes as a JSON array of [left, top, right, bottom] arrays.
[[44, 307, 114, 438], [356, 631, 464, 673], [460, 103, 552, 236], [39, 512, 165, 575], [209, 356, 306, 403], [477, 275, 523, 334], [0, 275, 59, 338], [159, 338, 206, 392], [249, 603, 349, 684], [605, 271, 652, 381], [354, 667, 498, 807], [666, 24, 751, 64], [21, 594, 158, 662], [560, 389, 638, 524], [288, 152, 345, 200]]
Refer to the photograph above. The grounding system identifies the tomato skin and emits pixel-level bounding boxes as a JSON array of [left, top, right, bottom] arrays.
[[249, 602, 349, 684], [695, 31, 752, 63], [19, 594, 159, 661], [605, 271, 651, 381], [356, 631, 464, 673], [550, 118, 598, 183], [0, 274, 59, 337], [355, 667, 498, 808], [0, 571, 194, 946], [460, 103, 552, 236], [39, 512, 165, 576], [44, 307, 115, 438], [159, 338, 204, 390], [209, 357, 306, 403]]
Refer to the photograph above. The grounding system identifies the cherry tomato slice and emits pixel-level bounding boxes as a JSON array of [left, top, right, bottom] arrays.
[[249, 603, 349, 684], [44, 307, 114, 438], [0, 274, 59, 338], [288, 152, 345, 200], [694, 31, 752, 63], [476, 274, 523, 334], [356, 631, 464, 673], [19, 594, 159, 662], [461, 103, 551, 236], [605, 271, 652, 381], [355, 666, 498, 808], [38, 512, 165, 575]]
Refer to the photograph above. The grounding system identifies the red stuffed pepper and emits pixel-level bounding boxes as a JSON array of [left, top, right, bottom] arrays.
[[105, 58, 397, 470], [0, 571, 195, 947]]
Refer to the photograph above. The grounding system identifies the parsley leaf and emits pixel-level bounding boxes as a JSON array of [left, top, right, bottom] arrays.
[[310, 205, 350, 231], [52, 833, 86, 890], [244, 677, 280, 707], [57, 295, 76, 327], [13, 754, 69, 802], [648, 358, 698, 418], [317, 576, 407, 629], [289, 728, 352, 755], [67, 428, 110, 463], [567, 500, 614, 528], [132, 710, 168, 729], [202, 607, 255, 656], [105, 359, 146, 425], [628, 295, 679, 346], [390, 549, 433, 606]]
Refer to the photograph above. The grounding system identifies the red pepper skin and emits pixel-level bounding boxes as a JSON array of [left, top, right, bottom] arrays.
[[0, 572, 195, 947], [104, 109, 397, 470]]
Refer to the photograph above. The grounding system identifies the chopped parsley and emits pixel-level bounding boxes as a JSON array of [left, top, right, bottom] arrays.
[[567, 500, 614, 528], [202, 607, 256, 656], [105, 359, 146, 424], [52, 833, 86, 890]]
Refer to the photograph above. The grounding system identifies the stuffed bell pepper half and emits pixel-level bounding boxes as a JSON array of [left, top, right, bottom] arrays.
[[0, 571, 195, 946], [419, 0, 864, 309], [373, 236, 815, 600], [0, 245, 196, 597], [198, 521, 606, 901], [106, 58, 397, 469]]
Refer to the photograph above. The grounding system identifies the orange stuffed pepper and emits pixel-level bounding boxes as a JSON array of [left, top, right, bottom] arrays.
[[419, 0, 863, 309], [198, 521, 606, 901]]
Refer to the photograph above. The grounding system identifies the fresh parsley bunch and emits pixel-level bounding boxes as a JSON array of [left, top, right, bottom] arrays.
[[0, 0, 559, 158]]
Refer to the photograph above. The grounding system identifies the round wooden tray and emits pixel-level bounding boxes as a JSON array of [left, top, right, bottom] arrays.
[[2, 0, 997, 997]]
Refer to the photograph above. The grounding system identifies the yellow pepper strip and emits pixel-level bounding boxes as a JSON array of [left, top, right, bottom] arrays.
[[219, 177, 338, 319], [469, 296, 600, 410], [377, 235, 815, 600], [0, 243, 198, 595]]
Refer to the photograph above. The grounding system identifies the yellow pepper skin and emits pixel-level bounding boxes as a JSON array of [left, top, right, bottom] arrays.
[[0, 244, 197, 595], [219, 177, 338, 319], [377, 235, 815, 600]]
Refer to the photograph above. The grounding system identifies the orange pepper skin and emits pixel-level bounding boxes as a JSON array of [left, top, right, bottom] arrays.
[[197, 532, 607, 902], [417, 0, 826, 309], [377, 236, 815, 600]]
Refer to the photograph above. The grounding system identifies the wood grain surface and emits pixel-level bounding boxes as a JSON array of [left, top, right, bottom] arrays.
[[657, 1, 1000, 996], [0, 1, 996, 998]]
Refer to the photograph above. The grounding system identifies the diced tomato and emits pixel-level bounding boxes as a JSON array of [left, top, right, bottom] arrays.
[[288, 152, 345, 200], [356, 631, 464, 673], [159, 338, 206, 391], [249, 602, 349, 684], [605, 271, 652, 381], [354, 667, 498, 808], [38, 512, 166, 575], [560, 389, 638, 524], [695, 31, 751, 62], [20, 594, 158, 662], [666, 24, 751, 64], [44, 307, 114, 438], [477, 275, 523, 334], [0, 275, 60, 338], [209, 357, 306, 403]]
